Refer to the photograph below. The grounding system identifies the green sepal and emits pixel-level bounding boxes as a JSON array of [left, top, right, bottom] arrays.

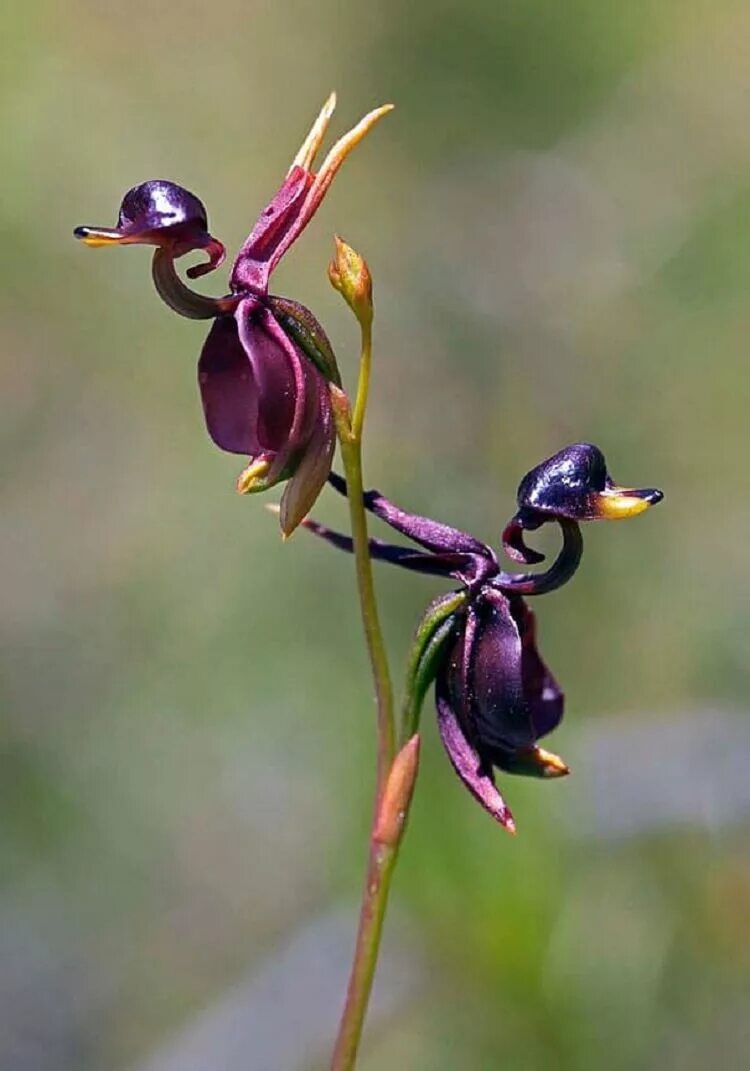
[[269, 295, 342, 386], [400, 590, 467, 743]]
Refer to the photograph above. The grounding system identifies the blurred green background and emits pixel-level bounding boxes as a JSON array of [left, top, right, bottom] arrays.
[[3, 1, 750, 1068]]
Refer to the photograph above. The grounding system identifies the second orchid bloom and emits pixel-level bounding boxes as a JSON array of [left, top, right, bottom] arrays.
[[75, 95, 391, 535], [307, 445, 662, 833]]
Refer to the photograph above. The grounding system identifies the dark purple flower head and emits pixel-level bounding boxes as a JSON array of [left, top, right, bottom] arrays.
[[435, 588, 567, 834], [503, 442, 664, 564], [74, 180, 226, 278], [306, 447, 662, 831], [75, 95, 391, 534]]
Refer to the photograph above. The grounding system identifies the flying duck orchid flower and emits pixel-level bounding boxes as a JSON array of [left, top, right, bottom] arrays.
[[300, 444, 662, 832], [74, 95, 392, 535]]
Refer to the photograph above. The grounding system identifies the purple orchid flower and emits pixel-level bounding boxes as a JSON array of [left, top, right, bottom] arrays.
[[75, 95, 392, 535], [301, 444, 662, 832]]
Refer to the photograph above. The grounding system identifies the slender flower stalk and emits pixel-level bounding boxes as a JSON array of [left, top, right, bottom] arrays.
[[331, 735, 419, 1071], [330, 315, 394, 793], [328, 239, 415, 1071]]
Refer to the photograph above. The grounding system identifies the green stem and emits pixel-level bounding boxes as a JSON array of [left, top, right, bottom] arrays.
[[331, 591, 465, 1067], [351, 317, 372, 441], [329, 317, 400, 1071], [339, 436, 395, 791], [330, 838, 400, 1071]]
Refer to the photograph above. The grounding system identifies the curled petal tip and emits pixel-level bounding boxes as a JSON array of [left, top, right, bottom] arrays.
[[502, 516, 546, 565], [185, 238, 227, 279]]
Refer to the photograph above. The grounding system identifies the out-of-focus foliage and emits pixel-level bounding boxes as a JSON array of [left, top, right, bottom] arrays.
[[2, 2, 749, 1069]]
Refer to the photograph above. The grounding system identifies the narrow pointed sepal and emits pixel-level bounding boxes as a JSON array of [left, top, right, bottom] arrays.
[[402, 591, 466, 740], [279, 390, 335, 537], [268, 103, 394, 271], [435, 683, 516, 834], [290, 92, 337, 172]]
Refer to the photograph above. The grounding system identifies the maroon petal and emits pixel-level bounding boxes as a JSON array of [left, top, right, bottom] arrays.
[[279, 379, 336, 536], [230, 167, 313, 296], [435, 679, 515, 833], [325, 474, 496, 575], [509, 597, 564, 739], [466, 588, 535, 752], [198, 314, 261, 455], [236, 303, 312, 483]]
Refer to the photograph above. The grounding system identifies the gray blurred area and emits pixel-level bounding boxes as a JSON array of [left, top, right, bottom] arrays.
[[2, 1, 750, 1069]]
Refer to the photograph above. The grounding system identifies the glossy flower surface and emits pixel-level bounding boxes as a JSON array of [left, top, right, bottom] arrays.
[[305, 444, 662, 831], [75, 95, 391, 534]]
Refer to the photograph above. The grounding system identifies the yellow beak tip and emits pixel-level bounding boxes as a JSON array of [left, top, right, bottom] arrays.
[[598, 487, 663, 519], [74, 227, 124, 247]]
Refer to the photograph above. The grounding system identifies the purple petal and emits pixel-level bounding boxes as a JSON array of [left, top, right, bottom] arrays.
[[198, 313, 261, 455], [279, 379, 336, 536], [435, 680, 515, 833], [326, 473, 496, 579], [501, 514, 545, 565], [230, 167, 313, 295], [199, 298, 304, 460], [509, 597, 564, 739], [467, 588, 535, 752], [298, 514, 469, 576], [235, 304, 318, 486]]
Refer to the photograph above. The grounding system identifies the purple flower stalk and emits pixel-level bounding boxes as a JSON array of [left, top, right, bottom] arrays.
[[304, 444, 662, 832], [75, 95, 392, 535]]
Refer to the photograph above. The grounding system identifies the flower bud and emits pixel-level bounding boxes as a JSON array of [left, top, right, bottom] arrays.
[[328, 236, 373, 326], [373, 735, 420, 846]]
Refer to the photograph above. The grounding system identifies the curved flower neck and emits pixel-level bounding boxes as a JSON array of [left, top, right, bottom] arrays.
[[151, 248, 239, 320]]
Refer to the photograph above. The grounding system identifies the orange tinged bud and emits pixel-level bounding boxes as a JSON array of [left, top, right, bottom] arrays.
[[329, 236, 373, 326], [373, 735, 421, 846]]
